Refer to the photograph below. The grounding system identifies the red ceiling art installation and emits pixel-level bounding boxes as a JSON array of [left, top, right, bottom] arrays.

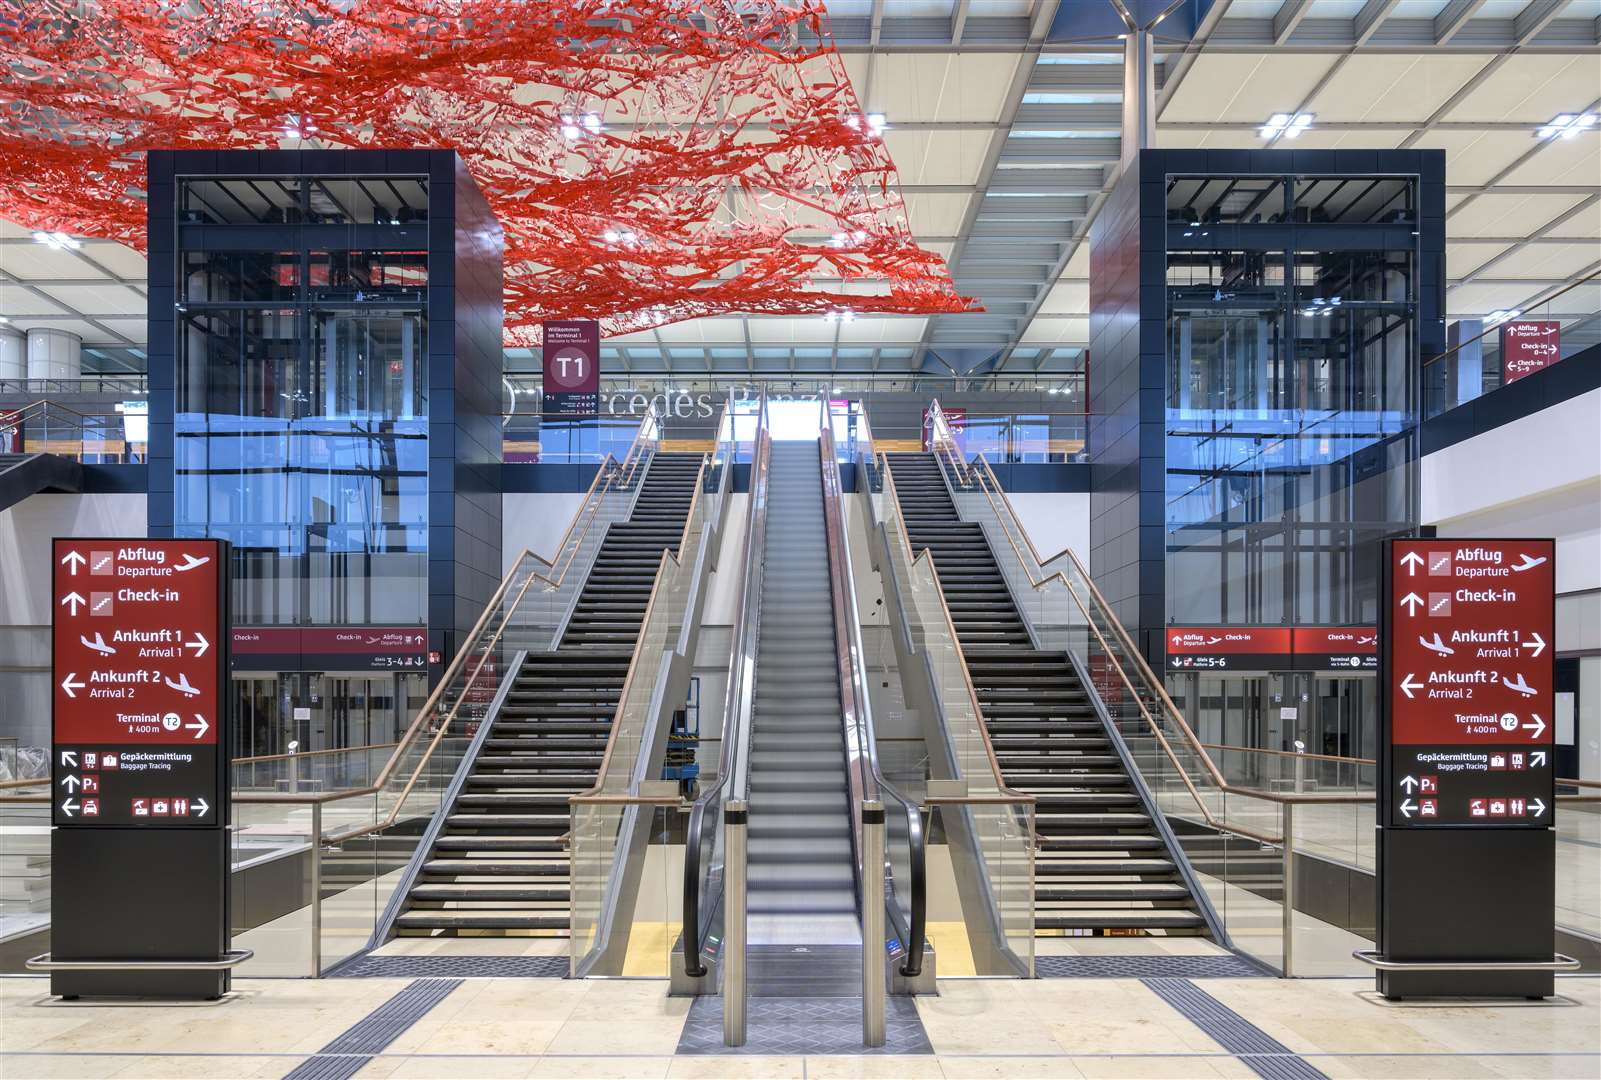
[[0, 0, 974, 342]]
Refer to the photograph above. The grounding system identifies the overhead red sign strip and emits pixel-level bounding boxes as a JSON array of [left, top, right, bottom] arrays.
[[52, 539, 227, 828], [1387, 540, 1554, 827]]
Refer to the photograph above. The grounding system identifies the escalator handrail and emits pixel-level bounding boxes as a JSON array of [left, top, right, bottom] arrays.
[[683, 391, 770, 978], [819, 422, 926, 978]]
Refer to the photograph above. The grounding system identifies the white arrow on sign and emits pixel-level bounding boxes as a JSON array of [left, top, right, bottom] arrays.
[[1522, 632, 1545, 658], [1532, 751, 1548, 767], [60, 591, 86, 615], [186, 714, 209, 739], [60, 550, 86, 576], [60, 798, 77, 818], [1529, 798, 1547, 817], [1399, 775, 1419, 793], [1400, 551, 1425, 576], [60, 673, 85, 698], [192, 797, 210, 817], [1400, 673, 1424, 699], [1399, 593, 1425, 616], [185, 632, 210, 658], [1400, 799, 1417, 818], [59, 750, 77, 768], [1522, 713, 1546, 740], [60, 774, 80, 791]]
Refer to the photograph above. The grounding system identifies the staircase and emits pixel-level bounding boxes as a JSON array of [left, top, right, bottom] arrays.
[[394, 452, 705, 935], [886, 452, 1205, 936], [747, 441, 860, 968], [0, 452, 81, 513]]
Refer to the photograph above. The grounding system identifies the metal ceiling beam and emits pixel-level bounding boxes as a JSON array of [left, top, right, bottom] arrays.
[[951, 0, 971, 46], [1156, 0, 1234, 115], [1514, 0, 1569, 45], [1452, 193, 1601, 288], [1353, 0, 1402, 48], [1433, 0, 1489, 45], [1273, 0, 1313, 45], [1448, 93, 1601, 219]]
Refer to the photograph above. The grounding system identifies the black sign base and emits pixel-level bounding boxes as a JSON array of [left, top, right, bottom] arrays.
[[1377, 826, 1554, 999], [50, 828, 231, 999]]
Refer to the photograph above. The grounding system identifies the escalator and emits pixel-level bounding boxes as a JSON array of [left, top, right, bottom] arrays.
[[745, 440, 859, 983], [885, 451, 1207, 935], [682, 411, 924, 1048], [393, 451, 705, 934]]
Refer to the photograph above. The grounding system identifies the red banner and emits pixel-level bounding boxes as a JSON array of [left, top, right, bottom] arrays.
[[1293, 627, 1378, 671], [1501, 321, 1560, 383]]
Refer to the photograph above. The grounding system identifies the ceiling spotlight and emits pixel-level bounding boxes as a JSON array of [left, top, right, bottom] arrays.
[[1259, 113, 1313, 140], [1486, 309, 1522, 326], [32, 230, 81, 250], [560, 114, 582, 140], [1535, 113, 1596, 139], [582, 111, 604, 134], [823, 309, 856, 324], [830, 232, 847, 248]]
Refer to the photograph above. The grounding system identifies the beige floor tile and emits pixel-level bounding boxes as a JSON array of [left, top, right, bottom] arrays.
[[1309, 1054, 1506, 1079], [935, 1055, 1086, 1078], [665, 1055, 806, 1078], [395, 1020, 565, 1057], [544, 1019, 686, 1056], [1068, 1056, 1249, 1079], [102, 1056, 292, 1079], [383, 1055, 538, 1079], [526, 1056, 673, 1079], [803, 1055, 944, 1078], [0, 1054, 144, 1079], [1048, 1017, 1224, 1057], [564, 983, 691, 1022], [920, 1016, 1064, 1056], [1482, 1054, 1601, 1079], [352, 1058, 404, 1079]]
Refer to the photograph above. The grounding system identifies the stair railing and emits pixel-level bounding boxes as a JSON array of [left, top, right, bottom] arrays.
[[570, 394, 738, 977], [818, 422, 924, 1044], [210, 403, 663, 974], [683, 391, 768, 1046], [867, 447, 1036, 976]]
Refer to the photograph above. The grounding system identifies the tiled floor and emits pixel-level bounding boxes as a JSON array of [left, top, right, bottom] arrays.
[[2, 964, 1597, 1079]]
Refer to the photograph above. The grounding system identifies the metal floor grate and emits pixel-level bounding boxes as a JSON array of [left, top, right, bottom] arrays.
[[327, 954, 568, 979], [283, 978, 463, 1080], [1142, 978, 1328, 1080], [676, 995, 932, 1056], [1038, 954, 1266, 979]]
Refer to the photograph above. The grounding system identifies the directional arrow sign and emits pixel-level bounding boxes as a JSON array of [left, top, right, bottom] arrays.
[[1400, 673, 1424, 699], [1399, 775, 1419, 793], [192, 797, 210, 818], [1522, 714, 1546, 739], [1399, 592, 1425, 615], [1400, 550, 1425, 576], [186, 632, 210, 658], [1522, 632, 1545, 658], [60, 798, 77, 817], [1400, 799, 1417, 818], [60, 591, 86, 615], [59, 750, 77, 768], [60, 550, 86, 575], [60, 673, 84, 698], [1532, 751, 1548, 767], [60, 774, 80, 791], [1529, 798, 1546, 817], [186, 714, 210, 740]]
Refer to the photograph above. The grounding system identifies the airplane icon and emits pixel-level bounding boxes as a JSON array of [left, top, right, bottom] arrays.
[[173, 554, 211, 572], [1206, 636, 1223, 645], [164, 672, 201, 697], [1510, 554, 1547, 573], [79, 632, 116, 656], [1502, 672, 1537, 697], [1418, 632, 1454, 657]]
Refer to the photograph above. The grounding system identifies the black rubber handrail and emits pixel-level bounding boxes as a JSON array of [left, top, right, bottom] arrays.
[[819, 422, 926, 978], [682, 391, 769, 978]]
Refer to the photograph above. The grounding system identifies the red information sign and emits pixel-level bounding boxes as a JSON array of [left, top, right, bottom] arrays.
[[1292, 626, 1378, 671], [1165, 627, 1292, 670], [52, 539, 228, 828], [1501, 321, 1560, 383], [1386, 539, 1553, 827]]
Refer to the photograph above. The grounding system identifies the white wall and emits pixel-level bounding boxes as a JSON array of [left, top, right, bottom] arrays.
[[0, 494, 147, 756], [501, 492, 586, 573], [1008, 492, 1091, 564], [1422, 388, 1601, 779]]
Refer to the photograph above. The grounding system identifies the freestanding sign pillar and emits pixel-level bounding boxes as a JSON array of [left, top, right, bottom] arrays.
[[1373, 538, 1560, 998], [46, 538, 234, 998]]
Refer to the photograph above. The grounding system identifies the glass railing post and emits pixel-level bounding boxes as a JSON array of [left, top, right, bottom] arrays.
[[722, 799, 747, 1047], [1282, 799, 1296, 978], [861, 801, 885, 1047], [310, 800, 323, 978]]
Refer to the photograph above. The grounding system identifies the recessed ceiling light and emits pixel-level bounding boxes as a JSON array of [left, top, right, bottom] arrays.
[[1259, 113, 1313, 140], [1535, 113, 1596, 139], [1486, 309, 1522, 326], [32, 230, 81, 250]]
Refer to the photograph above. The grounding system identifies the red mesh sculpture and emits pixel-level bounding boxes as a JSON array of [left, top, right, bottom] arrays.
[[0, 0, 974, 342]]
